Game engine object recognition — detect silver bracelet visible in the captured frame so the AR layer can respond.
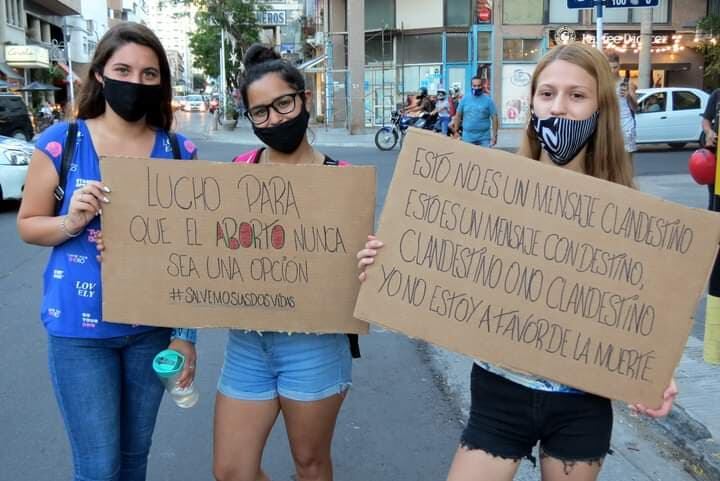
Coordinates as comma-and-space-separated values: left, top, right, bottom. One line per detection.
60, 215, 82, 238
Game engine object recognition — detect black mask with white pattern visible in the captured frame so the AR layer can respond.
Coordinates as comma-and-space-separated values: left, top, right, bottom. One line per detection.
530, 111, 599, 166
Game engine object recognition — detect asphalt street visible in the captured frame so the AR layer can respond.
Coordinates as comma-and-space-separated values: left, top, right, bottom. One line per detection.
0, 114, 705, 481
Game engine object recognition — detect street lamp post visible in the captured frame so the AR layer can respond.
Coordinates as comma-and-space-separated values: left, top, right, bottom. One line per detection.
220, 27, 227, 119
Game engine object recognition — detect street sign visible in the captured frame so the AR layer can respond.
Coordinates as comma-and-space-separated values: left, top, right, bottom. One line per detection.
605, 0, 658, 7
256, 10, 287, 26
567, 0, 658, 7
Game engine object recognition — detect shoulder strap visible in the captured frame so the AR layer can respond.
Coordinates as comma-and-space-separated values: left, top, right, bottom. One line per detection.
54, 122, 78, 215
168, 132, 182, 160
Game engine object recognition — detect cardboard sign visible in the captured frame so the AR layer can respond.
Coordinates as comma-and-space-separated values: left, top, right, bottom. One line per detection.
101, 156, 374, 334
354, 129, 720, 407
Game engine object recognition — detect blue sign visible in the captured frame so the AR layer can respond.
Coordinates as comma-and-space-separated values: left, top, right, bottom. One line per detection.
605, 0, 658, 7
256, 10, 287, 26
567, 0, 658, 7
567, 0, 594, 8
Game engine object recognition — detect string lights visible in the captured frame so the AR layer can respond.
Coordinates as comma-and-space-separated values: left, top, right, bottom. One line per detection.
602, 32, 686, 54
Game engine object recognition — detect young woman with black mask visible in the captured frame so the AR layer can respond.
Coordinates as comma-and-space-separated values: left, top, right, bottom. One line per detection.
17, 22, 198, 481
213, 44, 355, 481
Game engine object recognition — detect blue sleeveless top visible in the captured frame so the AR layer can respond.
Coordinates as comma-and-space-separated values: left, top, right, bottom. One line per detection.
37, 120, 198, 339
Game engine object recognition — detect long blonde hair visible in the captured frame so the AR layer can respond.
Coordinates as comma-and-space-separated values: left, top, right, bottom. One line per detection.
518, 43, 634, 188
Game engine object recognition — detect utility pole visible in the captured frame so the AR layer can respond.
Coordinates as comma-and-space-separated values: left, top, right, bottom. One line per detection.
64, 17, 75, 111
347, 0, 365, 134
595, 0, 604, 50
638, 8, 652, 89
220, 27, 226, 118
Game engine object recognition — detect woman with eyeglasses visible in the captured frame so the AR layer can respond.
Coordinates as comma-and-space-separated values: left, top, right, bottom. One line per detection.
213, 44, 357, 481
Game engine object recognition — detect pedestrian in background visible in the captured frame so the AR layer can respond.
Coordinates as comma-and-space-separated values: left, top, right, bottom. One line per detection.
451, 76, 498, 147
701, 87, 720, 209
214, 44, 360, 481
357, 42, 677, 481
432, 88, 452, 135
17, 22, 197, 481
607, 53, 637, 158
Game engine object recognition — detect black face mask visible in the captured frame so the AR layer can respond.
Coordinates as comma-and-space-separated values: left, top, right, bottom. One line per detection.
102, 77, 162, 122
252, 106, 309, 154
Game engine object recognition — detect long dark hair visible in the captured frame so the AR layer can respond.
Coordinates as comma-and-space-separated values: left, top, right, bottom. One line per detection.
76, 22, 173, 131
240, 44, 305, 108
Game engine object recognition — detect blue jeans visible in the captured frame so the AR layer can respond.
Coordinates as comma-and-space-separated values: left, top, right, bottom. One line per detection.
48, 328, 171, 481
469, 139, 492, 147
436, 117, 451, 135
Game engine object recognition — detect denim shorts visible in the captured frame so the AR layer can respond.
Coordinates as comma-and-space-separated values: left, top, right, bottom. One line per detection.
461, 364, 612, 465
218, 330, 352, 402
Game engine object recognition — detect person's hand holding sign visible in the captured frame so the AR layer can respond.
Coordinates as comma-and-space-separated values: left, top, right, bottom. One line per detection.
64, 181, 111, 237
630, 378, 678, 418
357, 234, 384, 282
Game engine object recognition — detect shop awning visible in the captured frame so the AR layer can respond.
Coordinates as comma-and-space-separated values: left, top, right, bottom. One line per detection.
298, 55, 327, 72
0, 62, 23, 80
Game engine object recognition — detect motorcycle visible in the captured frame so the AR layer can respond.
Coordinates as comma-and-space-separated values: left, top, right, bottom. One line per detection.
374, 111, 438, 151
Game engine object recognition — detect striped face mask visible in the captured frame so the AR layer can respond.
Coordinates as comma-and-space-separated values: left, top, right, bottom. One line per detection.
530, 111, 599, 166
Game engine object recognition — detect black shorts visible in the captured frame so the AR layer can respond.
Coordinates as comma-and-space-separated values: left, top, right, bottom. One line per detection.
461, 364, 612, 464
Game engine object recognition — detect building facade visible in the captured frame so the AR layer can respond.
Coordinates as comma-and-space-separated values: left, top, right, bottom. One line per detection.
312, 0, 707, 128
145, 0, 196, 92
108, 0, 146, 27
0, 0, 80, 94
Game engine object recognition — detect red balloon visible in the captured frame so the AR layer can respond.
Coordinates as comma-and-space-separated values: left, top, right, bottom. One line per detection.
688, 148, 717, 185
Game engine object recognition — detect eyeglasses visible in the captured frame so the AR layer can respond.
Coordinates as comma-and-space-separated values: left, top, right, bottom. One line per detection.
245, 91, 304, 124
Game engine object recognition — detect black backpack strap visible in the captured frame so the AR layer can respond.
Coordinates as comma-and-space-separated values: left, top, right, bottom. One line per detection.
168, 132, 182, 160
347, 334, 361, 358
54, 121, 78, 215
321, 154, 361, 358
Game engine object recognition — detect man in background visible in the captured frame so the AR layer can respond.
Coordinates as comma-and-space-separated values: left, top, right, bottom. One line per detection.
451, 76, 498, 147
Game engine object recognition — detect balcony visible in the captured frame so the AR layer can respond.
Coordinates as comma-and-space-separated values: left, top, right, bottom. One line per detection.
34, 0, 81, 16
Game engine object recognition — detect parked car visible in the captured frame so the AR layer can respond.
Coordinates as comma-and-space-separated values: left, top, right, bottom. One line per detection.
171, 96, 186, 111
0, 94, 34, 141
0, 134, 34, 201
635, 87, 709, 149
182, 94, 206, 112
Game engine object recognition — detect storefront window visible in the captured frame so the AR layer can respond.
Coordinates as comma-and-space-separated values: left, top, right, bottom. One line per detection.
503, 39, 542, 62
366, 33, 393, 64
477, 31, 492, 62
445, 0, 472, 26
401, 65, 443, 96
365, 0, 395, 30
501, 64, 535, 126
447, 33, 469, 63
400, 33, 442, 64
549, 0, 578, 23
631, 0, 669, 23
503, 0, 543, 25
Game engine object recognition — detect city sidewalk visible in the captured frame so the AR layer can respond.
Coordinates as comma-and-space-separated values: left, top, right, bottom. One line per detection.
204, 120, 526, 150
430, 173, 720, 481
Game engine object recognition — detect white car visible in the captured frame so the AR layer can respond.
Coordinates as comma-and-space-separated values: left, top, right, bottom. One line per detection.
635, 87, 709, 149
182, 94, 207, 112
0, 134, 33, 201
